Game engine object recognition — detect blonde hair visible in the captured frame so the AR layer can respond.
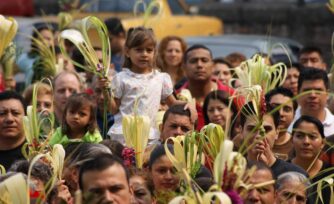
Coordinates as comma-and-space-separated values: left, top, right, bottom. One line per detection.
123, 27, 157, 69
157, 36, 187, 82
23, 82, 53, 105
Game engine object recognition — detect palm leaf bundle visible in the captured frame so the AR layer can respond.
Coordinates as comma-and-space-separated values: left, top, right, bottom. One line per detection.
231, 54, 287, 156
58, 12, 73, 31
327, 0, 334, 13
58, 16, 111, 78
164, 133, 204, 180
22, 83, 55, 160
0, 15, 17, 58
0, 42, 16, 80
0, 173, 28, 204
122, 113, 150, 169
0, 15, 18, 81
30, 27, 59, 82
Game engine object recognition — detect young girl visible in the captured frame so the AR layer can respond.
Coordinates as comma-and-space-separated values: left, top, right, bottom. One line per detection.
100, 27, 192, 144
49, 93, 102, 146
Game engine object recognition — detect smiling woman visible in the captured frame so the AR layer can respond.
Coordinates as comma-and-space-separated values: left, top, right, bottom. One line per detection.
203, 90, 238, 137
158, 36, 187, 85
289, 115, 334, 204
149, 144, 180, 196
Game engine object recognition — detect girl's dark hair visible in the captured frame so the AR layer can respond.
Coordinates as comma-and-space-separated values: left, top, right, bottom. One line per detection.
292, 115, 325, 139
202, 90, 238, 135
62, 93, 97, 135
123, 26, 157, 68
100, 139, 124, 160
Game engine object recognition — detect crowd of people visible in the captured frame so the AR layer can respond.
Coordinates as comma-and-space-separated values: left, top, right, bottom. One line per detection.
0, 15, 333, 204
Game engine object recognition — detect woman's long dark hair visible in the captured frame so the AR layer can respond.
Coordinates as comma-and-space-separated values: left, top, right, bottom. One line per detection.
203, 90, 238, 136
292, 115, 325, 139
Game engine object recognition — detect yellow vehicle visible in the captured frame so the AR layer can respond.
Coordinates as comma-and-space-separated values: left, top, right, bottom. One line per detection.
121, 0, 223, 40
14, 0, 223, 50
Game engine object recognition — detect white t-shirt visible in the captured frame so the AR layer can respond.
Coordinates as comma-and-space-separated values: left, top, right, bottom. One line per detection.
108, 68, 173, 143
288, 107, 334, 137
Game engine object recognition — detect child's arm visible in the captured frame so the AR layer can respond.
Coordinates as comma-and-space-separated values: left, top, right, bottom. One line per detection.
165, 94, 198, 123
98, 77, 120, 115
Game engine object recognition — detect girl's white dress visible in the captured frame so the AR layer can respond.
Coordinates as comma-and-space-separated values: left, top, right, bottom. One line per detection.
108, 68, 173, 144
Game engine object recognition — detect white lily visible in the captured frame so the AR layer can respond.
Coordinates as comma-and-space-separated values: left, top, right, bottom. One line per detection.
59, 29, 85, 45
59, 16, 111, 78
213, 140, 234, 186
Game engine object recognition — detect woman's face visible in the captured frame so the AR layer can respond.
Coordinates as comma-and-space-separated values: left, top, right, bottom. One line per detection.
36, 94, 54, 115
206, 99, 232, 128
282, 67, 299, 95
150, 155, 180, 191
130, 175, 154, 204
163, 40, 183, 68
39, 29, 54, 48
213, 63, 232, 85
292, 121, 324, 160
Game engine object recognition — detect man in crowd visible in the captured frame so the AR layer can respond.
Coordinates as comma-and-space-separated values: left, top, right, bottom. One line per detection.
0, 91, 26, 170
159, 104, 194, 142
53, 71, 83, 124
299, 46, 327, 70
176, 44, 236, 130
266, 87, 297, 160
240, 102, 307, 178
245, 162, 276, 204
91, 76, 114, 139
79, 153, 133, 204
289, 68, 334, 137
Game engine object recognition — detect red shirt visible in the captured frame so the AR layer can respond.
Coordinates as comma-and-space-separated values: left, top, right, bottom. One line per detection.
176, 78, 243, 131
0, 74, 6, 92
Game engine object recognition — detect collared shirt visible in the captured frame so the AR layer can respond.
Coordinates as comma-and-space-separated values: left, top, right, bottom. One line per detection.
288, 107, 334, 137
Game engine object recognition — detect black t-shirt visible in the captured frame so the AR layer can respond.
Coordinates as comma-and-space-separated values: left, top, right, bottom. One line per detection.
271, 158, 308, 179
0, 142, 26, 170
309, 162, 334, 204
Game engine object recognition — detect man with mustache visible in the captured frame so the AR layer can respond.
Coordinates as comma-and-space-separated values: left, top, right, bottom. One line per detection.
0, 91, 26, 170
79, 153, 133, 204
